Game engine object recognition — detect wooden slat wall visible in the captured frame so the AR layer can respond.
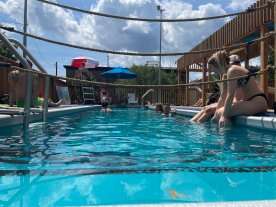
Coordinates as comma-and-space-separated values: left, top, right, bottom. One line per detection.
99, 85, 199, 106
177, 0, 273, 71
0, 68, 11, 96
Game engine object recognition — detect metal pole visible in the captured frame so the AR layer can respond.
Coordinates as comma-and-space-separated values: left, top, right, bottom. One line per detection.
159, 9, 162, 86
107, 54, 110, 67
23, 71, 32, 129
43, 76, 50, 123
55, 62, 58, 76
157, 6, 164, 103
23, 0, 28, 48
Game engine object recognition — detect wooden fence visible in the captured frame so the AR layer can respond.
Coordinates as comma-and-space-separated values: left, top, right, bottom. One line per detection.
67, 82, 202, 106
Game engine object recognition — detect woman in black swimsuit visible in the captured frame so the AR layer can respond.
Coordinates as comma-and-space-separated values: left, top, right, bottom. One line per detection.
207, 50, 268, 128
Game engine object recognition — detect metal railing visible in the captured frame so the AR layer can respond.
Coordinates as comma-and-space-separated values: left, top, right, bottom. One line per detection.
0, 31, 49, 129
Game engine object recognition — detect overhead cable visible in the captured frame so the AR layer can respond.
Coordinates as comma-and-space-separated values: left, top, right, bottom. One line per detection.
0, 25, 274, 57
37, 0, 272, 23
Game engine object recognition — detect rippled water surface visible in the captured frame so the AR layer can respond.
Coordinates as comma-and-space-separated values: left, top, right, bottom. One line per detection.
0, 108, 275, 206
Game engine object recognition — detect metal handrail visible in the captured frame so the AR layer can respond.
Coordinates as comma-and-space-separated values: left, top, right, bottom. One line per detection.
9, 39, 47, 73
0, 31, 49, 129
141, 89, 154, 105
0, 31, 31, 69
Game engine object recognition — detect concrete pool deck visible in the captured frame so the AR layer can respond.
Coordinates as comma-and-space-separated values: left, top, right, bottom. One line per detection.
0, 105, 101, 128
174, 106, 276, 131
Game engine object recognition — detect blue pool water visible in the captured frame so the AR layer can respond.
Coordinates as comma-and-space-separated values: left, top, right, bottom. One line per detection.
0, 108, 275, 206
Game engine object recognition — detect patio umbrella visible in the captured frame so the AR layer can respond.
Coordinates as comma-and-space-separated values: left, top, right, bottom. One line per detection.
101, 67, 137, 79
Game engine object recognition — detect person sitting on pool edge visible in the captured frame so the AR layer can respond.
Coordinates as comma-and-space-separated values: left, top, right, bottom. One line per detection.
191, 54, 244, 123
206, 50, 267, 127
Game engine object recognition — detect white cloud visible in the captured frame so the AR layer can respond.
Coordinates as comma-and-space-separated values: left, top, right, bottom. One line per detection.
249, 57, 260, 66
228, 0, 256, 10
0, 0, 228, 68
162, 2, 226, 52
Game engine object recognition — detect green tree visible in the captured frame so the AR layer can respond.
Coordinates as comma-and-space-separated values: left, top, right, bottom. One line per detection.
115, 65, 177, 85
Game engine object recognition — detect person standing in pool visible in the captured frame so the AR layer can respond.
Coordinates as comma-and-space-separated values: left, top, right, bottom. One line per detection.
100, 89, 112, 112
208, 50, 268, 128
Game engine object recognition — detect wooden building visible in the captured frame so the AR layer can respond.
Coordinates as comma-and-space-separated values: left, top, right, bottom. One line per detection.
63, 65, 111, 104
177, 0, 275, 107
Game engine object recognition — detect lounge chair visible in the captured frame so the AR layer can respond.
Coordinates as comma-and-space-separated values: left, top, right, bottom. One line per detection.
127, 93, 138, 104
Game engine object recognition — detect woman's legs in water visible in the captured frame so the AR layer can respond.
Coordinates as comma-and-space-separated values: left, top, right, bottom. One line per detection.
191, 103, 217, 123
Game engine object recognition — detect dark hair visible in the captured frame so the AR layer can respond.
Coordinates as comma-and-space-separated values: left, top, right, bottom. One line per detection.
155, 103, 163, 112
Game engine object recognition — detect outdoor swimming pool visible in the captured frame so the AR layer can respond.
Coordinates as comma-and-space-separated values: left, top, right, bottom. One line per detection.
0, 108, 275, 206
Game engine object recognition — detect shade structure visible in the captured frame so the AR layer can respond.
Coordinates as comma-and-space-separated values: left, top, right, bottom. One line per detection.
101, 67, 137, 79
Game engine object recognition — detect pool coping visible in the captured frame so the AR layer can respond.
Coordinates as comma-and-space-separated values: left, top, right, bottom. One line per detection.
95, 200, 276, 207
175, 106, 276, 131
0, 105, 101, 128
147, 105, 276, 131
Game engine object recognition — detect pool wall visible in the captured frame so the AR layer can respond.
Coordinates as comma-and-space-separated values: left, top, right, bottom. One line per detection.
96, 200, 276, 207
0, 105, 101, 128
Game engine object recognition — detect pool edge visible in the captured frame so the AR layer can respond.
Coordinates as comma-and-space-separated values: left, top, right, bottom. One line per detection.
94, 200, 276, 207
0, 105, 101, 128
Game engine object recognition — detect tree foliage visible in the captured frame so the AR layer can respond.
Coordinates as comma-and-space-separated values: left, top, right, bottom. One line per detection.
115, 65, 177, 85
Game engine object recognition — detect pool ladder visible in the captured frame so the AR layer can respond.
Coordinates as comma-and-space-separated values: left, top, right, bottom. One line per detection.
82, 87, 96, 104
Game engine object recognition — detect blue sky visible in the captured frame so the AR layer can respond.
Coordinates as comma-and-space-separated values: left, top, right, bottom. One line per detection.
0, 0, 257, 78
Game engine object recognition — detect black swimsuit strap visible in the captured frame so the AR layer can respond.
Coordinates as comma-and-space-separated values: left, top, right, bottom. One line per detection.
246, 93, 268, 103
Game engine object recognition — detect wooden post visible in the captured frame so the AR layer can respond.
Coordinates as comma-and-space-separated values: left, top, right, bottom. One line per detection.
208, 63, 211, 89
177, 68, 180, 84
23, 71, 32, 129
245, 44, 250, 69
43, 76, 50, 123
177, 69, 180, 105
185, 66, 190, 106
260, 24, 269, 96
202, 59, 207, 106
274, 1, 276, 103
